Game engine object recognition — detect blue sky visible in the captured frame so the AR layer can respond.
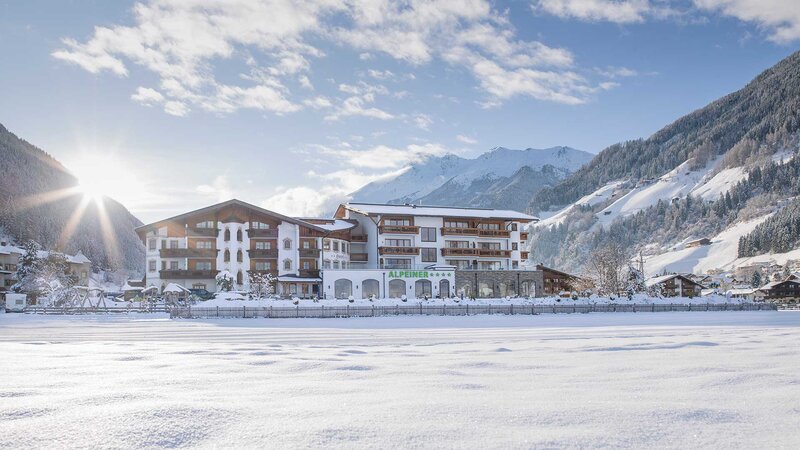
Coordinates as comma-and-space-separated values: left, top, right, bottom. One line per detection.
1, 0, 798, 222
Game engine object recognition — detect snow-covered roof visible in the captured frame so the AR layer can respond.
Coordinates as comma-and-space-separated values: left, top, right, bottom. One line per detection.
645, 273, 703, 288
298, 219, 356, 232
342, 202, 538, 221
163, 283, 191, 294
0, 244, 90, 265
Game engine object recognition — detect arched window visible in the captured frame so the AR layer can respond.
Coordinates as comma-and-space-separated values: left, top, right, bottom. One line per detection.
439, 279, 450, 298
520, 280, 535, 298
224, 229, 231, 241
334, 279, 352, 299
283, 238, 292, 250
388, 279, 406, 298
283, 259, 292, 270
236, 250, 243, 263
236, 271, 243, 285
498, 282, 509, 298
415, 279, 432, 298
362, 279, 380, 299
224, 249, 230, 262
236, 229, 243, 241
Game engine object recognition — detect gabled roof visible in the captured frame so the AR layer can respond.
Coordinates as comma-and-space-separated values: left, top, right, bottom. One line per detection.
135, 199, 330, 234
646, 273, 705, 288
338, 202, 538, 221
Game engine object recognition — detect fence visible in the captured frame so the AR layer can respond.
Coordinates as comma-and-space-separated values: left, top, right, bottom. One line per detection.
170, 302, 777, 319
23, 305, 170, 315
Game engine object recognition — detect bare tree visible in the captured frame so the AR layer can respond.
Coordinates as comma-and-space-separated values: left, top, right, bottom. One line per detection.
587, 243, 630, 296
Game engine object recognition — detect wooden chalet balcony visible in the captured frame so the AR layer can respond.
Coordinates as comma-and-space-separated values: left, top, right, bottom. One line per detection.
379, 246, 420, 255
441, 248, 480, 257
378, 225, 419, 234
299, 248, 321, 258
298, 269, 321, 278
186, 227, 218, 237
351, 234, 368, 242
160, 269, 217, 280
351, 253, 368, 262
247, 228, 278, 238
160, 248, 217, 258
478, 229, 510, 238
479, 249, 511, 257
248, 249, 278, 258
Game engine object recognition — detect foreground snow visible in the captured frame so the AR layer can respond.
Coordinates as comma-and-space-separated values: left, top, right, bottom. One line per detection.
1, 312, 799, 448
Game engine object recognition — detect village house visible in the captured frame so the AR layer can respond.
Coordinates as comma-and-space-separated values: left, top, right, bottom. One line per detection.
646, 274, 705, 297
0, 240, 92, 294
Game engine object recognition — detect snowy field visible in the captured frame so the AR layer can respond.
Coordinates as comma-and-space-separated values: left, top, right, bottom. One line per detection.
2, 312, 800, 449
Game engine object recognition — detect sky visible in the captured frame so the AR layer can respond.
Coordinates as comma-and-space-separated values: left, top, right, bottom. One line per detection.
1, 0, 799, 223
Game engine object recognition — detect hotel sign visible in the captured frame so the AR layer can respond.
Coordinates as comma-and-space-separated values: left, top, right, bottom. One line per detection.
387, 270, 453, 279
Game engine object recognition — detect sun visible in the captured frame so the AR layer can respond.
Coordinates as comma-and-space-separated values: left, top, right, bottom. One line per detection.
68, 153, 141, 205
78, 176, 108, 201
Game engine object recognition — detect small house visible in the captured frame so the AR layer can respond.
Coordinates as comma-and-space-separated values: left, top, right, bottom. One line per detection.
646, 274, 705, 298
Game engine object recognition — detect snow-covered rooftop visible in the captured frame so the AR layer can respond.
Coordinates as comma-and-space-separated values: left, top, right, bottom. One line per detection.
343, 203, 538, 221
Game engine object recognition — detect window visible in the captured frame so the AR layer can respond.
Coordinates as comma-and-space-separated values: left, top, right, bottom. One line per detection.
421, 227, 436, 242
303, 240, 310, 249
385, 218, 411, 226
447, 241, 470, 248
252, 221, 270, 229
332, 241, 339, 252
170, 240, 179, 249
236, 229, 243, 241
224, 249, 230, 262
283, 259, 292, 270
444, 220, 469, 229
255, 241, 272, 250
323, 260, 331, 269
148, 260, 156, 272
421, 248, 437, 262
511, 223, 518, 231
302, 261, 310, 270
161, 261, 167, 270
192, 283, 207, 290
236, 250, 243, 263
196, 240, 212, 249
169, 261, 179, 270
386, 239, 411, 247
384, 258, 411, 269
512, 243, 518, 250
512, 261, 519, 269
446, 260, 471, 269
334, 279, 353, 299
224, 229, 231, 241
343, 242, 348, 253
479, 282, 493, 297
479, 242, 501, 250
477, 223, 500, 230
236, 271, 243, 285
388, 279, 406, 298
196, 261, 212, 270
148, 239, 156, 251
255, 261, 272, 271
283, 239, 292, 250
333, 261, 340, 269
415, 279, 432, 298
323, 240, 331, 250
439, 279, 450, 298
361, 279, 380, 299
196, 221, 214, 229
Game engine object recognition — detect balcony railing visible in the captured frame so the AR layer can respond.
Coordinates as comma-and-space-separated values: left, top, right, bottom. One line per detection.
378, 246, 420, 255
160, 269, 217, 279
186, 227, 218, 237
298, 269, 321, 278
478, 229, 510, 237
378, 225, 419, 234
351, 253, 368, 262
478, 249, 511, 257
351, 234, 368, 242
299, 248, 321, 258
441, 248, 480, 256
247, 228, 278, 238
440, 227, 510, 237
248, 249, 278, 258
159, 248, 217, 258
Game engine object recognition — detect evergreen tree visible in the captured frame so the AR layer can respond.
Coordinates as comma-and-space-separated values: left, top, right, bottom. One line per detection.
14, 240, 41, 292
751, 271, 763, 288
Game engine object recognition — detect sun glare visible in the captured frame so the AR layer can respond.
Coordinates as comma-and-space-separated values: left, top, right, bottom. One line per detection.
68, 153, 141, 205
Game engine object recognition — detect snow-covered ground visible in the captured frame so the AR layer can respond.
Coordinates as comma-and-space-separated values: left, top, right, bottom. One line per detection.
1, 312, 799, 448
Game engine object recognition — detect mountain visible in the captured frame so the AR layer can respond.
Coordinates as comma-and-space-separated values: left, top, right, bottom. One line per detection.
0, 123, 144, 274
528, 51, 800, 276
350, 146, 593, 209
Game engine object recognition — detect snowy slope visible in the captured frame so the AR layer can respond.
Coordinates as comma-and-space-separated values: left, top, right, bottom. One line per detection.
350, 146, 592, 207
534, 181, 626, 229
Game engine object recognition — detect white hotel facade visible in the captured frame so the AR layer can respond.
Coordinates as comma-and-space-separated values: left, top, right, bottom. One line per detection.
135, 199, 537, 299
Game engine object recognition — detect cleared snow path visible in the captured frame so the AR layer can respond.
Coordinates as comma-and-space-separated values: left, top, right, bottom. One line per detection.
1, 312, 799, 448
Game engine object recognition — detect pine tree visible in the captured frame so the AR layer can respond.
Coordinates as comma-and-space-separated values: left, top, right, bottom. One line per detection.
14, 240, 41, 292
751, 271, 762, 288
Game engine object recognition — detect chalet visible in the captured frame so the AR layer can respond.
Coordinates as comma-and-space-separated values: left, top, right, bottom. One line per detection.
685, 238, 711, 248
535, 264, 580, 296
646, 274, 705, 298
758, 279, 800, 302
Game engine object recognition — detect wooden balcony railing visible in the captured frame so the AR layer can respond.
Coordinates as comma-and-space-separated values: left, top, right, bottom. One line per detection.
247, 228, 278, 238
441, 248, 480, 257
351, 253, 369, 262
186, 227, 218, 237
478, 229, 510, 238
299, 248, 321, 258
159, 270, 217, 279
378, 225, 419, 234
351, 235, 368, 242
440, 227, 479, 236
160, 248, 218, 258
378, 246, 420, 255
478, 249, 511, 257
248, 249, 278, 258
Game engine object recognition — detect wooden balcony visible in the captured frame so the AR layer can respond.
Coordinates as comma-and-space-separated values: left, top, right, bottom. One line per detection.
351, 234, 368, 242
478, 229, 510, 238
378, 225, 419, 234
247, 228, 278, 238
159, 248, 217, 258
479, 249, 511, 257
298, 269, 321, 279
186, 227, 218, 237
160, 269, 217, 280
378, 246, 420, 255
351, 253, 368, 262
299, 248, 321, 258
248, 249, 278, 258
441, 227, 479, 236
441, 248, 480, 257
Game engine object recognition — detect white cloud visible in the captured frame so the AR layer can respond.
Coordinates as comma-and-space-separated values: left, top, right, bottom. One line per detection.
694, 0, 800, 43
131, 87, 164, 105
596, 66, 639, 78
303, 96, 332, 109
316, 142, 454, 169
367, 69, 395, 80
456, 134, 478, 144
534, 0, 655, 23
325, 81, 395, 121
164, 101, 190, 117
262, 186, 340, 217
412, 113, 433, 130
196, 175, 233, 201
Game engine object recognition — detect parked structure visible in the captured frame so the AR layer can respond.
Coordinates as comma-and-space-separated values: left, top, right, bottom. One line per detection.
646, 274, 705, 297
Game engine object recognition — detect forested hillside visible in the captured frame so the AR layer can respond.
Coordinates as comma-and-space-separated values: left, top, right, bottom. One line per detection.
0, 123, 144, 273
